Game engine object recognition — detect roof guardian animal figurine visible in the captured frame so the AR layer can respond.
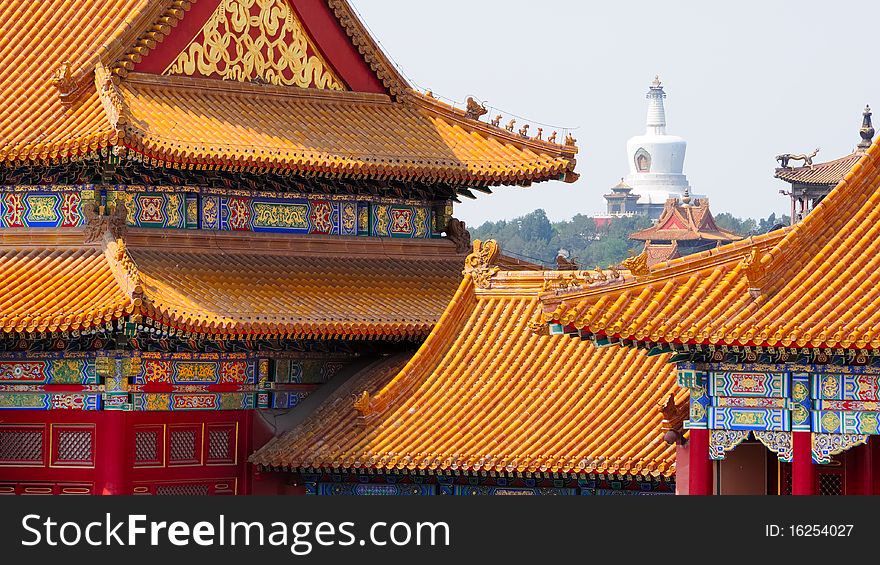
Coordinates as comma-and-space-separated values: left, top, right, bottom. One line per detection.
776, 148, 820, 169
464, 96, 488, 120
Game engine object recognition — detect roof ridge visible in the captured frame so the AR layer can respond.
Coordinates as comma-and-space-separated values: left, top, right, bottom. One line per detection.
764, 138, 880, 289
122, 71, 394, 104
358, 276, 475, 419
408, 91, 580, 161
250, 353, 413, 468
101, 233, 144, 308
325, 0, 410, 96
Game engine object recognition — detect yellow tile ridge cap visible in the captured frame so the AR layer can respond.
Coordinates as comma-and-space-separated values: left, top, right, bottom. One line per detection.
408, 90, 579, 158
96, 234, 141, 309
97, 0, 175, 75
121, 71, 394, 105
365, 276, 475, 416
325, 0, 410, 96
540, 229, 788, 309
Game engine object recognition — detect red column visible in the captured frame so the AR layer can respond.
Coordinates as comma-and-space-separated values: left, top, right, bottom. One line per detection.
792, 431, 815, 495
860, 440, 873, 495
845, 447, 861, 495
97, 411, 127, 495
688, 429, 713, 495
873, 437, 880, 495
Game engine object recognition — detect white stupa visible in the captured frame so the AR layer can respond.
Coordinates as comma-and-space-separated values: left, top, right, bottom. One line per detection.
624, 76, 697, 219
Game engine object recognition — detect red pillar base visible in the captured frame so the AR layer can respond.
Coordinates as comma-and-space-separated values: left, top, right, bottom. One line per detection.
792, 431, 815, 495
688, 429, 713, 495
98, 411, 126, 495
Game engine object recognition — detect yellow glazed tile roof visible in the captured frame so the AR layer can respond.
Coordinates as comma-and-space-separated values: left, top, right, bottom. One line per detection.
0, 0, 151, 162
775, 152, 865, 186
116, 75, 577, 185
0, 231, 463, 339
126, 231, 464, 338
542, 139, 880, 349
0, 0, 578, 186
252, 265, 683, 477
0, 233, 133, 333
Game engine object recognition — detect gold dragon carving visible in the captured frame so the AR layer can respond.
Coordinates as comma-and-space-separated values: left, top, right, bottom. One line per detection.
740, 247, 766, 297
165, 0, 345, 90
621, 250, 650, 278
353, 390, 372, 416
463, 239, 500, 289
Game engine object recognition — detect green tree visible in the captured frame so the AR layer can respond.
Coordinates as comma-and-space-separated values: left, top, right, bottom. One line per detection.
471, 209, 788, 268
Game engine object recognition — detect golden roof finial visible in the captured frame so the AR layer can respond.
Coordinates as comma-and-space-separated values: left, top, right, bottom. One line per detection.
52, 61, 77, 103
740, 247, 766, 298
353, 390, 372, 415
463, 239, 500, 289
622, 250, 650, 278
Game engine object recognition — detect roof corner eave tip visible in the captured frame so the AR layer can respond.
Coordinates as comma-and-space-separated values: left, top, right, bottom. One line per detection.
562, 170, 580, 183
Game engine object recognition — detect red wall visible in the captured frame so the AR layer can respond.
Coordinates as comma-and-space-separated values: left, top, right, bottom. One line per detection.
0, 410, 253, 495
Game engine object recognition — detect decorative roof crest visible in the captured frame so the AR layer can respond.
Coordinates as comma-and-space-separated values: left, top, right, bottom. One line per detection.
464, 97, 488, 120
463, 239, 500, 289
83, 199, 128, 244
445, 217, 471, 254
859, 105, 875, 151
740, 247, 766, 298
621, 250, 651, 278
51, 61, 76, 102
353, 390, 372, 416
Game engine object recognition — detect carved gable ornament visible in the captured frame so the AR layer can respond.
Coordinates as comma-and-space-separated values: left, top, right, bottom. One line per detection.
463, 239, 500, 289
740, 247, 766, 298
165, 0, 345, 90
621, 250, 650, 278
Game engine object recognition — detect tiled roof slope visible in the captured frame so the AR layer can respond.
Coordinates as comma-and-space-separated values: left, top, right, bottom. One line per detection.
126, 231, 464, 338
0, 0, 151, 163
118, 75, 577, 185
0, 0, 578, 186
775, 153, 864, 186
0, 230, 464, 339
0, 232, 133, 333
252, 267, 683, 477
643, 242, 681, 267
542, 139, 880, 349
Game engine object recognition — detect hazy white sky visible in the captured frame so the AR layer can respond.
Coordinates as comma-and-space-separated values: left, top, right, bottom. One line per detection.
348, 0, 879, 228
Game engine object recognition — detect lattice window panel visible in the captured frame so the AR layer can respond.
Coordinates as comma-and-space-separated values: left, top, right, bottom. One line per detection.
155, 483, 210, 496
206, 424, 236, 464
135, 431, 158, 462
168, 427, 199, 465
0, 427, 44, 465
54, 429, 93, 465
818, 473, 843, 496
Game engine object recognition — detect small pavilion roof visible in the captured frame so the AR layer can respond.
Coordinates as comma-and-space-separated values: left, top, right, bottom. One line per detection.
775, 152, 865, 187
629, 198, 742, 243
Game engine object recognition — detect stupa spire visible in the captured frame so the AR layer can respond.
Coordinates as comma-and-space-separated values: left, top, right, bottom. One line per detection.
646, 75, 667, 135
